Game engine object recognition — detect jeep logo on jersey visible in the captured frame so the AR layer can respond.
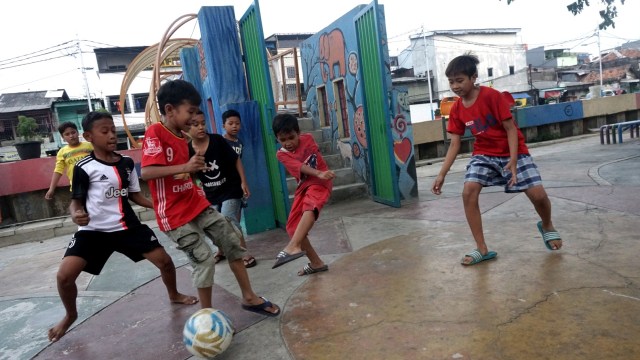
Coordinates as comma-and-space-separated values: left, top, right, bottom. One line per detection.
105, 187, 128, 198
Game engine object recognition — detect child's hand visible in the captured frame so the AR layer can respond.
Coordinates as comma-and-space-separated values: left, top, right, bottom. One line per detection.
241, 183, 251, 199
431, 175, 445, 195
504, 159, 518, 187
185, 150, 206, 173
45, 189, 55, 200
318, 170, 335, 180
72, 209, 90, 226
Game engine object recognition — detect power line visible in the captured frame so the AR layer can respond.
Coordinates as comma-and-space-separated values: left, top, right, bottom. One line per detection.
0, 40, 75, 64
0, 53, 77, 70
0, 68, 78, 92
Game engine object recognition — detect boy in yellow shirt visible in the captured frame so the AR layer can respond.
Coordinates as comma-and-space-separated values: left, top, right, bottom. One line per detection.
45, 122, 93, 199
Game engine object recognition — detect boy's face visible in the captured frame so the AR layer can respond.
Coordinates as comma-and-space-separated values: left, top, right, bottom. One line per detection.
276, 130, 300, 152
84, 118, 117, 152
448, 72, 477, 99
223, 116, 241, 138
189, 114, 207, 140
61, 127, 80, 146
164, 101, 199, 132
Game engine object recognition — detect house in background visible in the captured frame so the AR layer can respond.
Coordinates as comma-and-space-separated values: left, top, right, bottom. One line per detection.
0, 90, 102, 160
0, 90, 69, 143
265, 33, 313, 112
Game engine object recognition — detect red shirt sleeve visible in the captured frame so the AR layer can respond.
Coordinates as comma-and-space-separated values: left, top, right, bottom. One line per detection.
446, 100, 466, 135
141, 124, 167, 167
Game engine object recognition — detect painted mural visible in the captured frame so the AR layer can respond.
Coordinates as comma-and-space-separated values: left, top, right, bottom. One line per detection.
300, 5, 417, 200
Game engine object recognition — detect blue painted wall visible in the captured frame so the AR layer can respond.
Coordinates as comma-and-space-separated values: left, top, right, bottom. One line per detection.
181, 6, 276, 234
515, 101, 584, 128
300, 4, 417, 200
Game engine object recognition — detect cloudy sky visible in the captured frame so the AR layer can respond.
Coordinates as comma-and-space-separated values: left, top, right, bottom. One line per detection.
1, 0, 638, 97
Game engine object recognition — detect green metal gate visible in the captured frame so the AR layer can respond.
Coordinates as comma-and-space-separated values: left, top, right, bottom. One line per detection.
355, 1, 400, 207
239, 0, 290, 226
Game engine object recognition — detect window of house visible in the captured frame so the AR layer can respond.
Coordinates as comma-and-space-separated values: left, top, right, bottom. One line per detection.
509, 66, 515, 75
487, 67, 493, 77
107, 95, 130, 114
286, 66, 296, 79
285, 84, 297, 99
132, 93, 149, 113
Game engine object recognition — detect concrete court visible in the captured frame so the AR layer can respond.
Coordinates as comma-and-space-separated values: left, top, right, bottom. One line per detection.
1, 134, 639, 360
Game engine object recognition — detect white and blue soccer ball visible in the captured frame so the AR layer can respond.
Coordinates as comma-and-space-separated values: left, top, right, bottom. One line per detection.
183, 308, 235, 358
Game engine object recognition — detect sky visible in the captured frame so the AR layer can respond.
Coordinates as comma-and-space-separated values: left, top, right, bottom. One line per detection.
1, 0, 638, 98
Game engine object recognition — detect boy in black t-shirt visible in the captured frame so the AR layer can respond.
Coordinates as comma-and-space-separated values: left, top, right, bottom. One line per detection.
188, 110, 256, 268
47, 111, 197, 343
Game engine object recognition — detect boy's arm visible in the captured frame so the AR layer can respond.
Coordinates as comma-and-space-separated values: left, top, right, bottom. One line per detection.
69, 198, 90, 226
141, 150, 206, 181
502, 118, 519, 186
235, 157, 251, 198
300, 164, 336, 180
45, 172, 63, 199
129, 192, 154, 209
431, 133, 461, 195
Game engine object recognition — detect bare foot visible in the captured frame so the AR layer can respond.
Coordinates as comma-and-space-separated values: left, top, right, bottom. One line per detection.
548, 239, 562, 250
170, 293, 199, 305
48, 313, 77, 342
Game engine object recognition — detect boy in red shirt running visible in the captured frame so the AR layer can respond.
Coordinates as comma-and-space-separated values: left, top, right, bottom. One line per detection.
271, 113, 335, 275
431, 54, 562, 265
141, 80, 279, 316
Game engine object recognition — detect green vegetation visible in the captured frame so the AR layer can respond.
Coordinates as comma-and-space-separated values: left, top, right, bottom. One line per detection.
16, 115, 39, 141
504, 0, 624, 29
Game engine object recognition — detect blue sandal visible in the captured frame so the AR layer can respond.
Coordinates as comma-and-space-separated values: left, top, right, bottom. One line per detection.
462, 249, 497, 266
537, 221, 562, 250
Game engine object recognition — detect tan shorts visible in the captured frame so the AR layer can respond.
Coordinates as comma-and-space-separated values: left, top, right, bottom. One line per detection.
165, 207, 246, 288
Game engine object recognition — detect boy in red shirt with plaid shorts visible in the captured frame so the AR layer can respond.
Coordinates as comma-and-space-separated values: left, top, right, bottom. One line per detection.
431, 54, 563, 266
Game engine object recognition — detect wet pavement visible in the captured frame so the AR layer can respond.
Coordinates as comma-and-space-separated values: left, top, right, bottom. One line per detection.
1, 134, 639, 360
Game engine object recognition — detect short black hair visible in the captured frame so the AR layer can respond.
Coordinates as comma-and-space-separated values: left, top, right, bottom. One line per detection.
445, 53, 479, 78
272, 113, 299, 136
82, 111, 113, 132
57, 121, 78, 135
156, 79, 202, 115
196, 109, 204, 115
222, 109, 241, 124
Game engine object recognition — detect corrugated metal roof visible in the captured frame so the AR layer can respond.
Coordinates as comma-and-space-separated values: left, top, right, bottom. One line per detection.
0, 90, 69, 113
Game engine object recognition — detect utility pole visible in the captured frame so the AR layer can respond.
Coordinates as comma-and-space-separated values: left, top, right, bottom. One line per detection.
77, 38, 93, 112
422, 26, 434, 120
596, 27, 603, 88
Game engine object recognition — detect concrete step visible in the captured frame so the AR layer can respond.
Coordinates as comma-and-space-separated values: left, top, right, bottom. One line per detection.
298, 117, 314, 132
286, 167, 358, 194
323, 153, 345, 170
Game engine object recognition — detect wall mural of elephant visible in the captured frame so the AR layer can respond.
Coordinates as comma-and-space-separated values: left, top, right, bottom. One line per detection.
319, 28, 346, 83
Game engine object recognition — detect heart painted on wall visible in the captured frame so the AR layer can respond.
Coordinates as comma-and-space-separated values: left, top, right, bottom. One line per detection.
393, 137, 412, 164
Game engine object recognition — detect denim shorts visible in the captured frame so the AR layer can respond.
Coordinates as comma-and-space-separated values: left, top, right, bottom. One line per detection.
465, 154, 542, 193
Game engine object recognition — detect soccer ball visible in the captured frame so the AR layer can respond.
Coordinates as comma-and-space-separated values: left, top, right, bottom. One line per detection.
183, 308, 235, 358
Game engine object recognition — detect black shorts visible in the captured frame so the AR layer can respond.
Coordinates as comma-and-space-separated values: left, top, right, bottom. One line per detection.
64, 225, 163, 275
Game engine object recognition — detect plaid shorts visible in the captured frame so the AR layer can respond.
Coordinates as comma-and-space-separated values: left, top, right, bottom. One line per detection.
465, 154, 542, 193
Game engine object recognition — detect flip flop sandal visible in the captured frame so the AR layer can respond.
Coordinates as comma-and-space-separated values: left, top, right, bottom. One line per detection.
298, 263, 329, 276
241, 296, 280, 317
272, 250, 306, 269
461, 249, 497, 266
537, 221, 562, 250
244, 256, 257, 268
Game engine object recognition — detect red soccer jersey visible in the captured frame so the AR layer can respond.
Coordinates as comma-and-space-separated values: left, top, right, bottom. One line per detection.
141, 123, 210, 231
447, 86, 529, 156
276, 133, 333, 194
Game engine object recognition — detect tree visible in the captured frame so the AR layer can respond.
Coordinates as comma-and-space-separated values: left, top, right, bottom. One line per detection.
504, 0, 625, 29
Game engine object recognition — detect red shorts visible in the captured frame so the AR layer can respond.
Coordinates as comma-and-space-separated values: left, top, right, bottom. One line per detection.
286, 184, 331, 237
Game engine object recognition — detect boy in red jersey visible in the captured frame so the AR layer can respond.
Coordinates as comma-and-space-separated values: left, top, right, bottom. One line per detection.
271, 113, 335, 275
48, 112, 197, 343
431, 54, 562, 266
141, 80, 279, 316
